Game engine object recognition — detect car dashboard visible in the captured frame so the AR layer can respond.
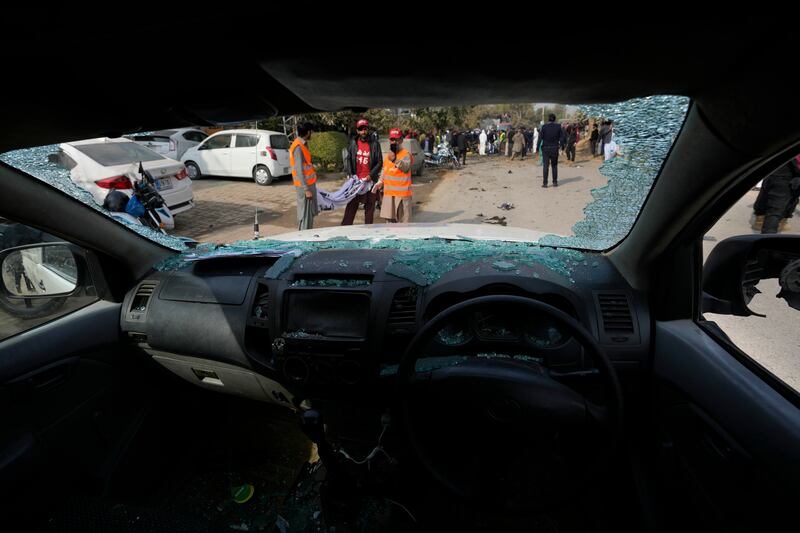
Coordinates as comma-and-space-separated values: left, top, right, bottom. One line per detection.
120, 246, 650, 408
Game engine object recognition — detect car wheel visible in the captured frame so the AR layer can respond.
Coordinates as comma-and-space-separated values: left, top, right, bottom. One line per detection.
185, 161, 202, 180
253, 165, 273, 186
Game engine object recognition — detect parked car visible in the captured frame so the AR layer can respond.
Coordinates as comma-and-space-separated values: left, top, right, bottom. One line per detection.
126, 128, 208, 160
181, 129, 291, 185
52, 138, 194, 215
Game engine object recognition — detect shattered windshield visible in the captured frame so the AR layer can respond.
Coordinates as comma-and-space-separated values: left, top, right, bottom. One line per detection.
0, 96, 689, 254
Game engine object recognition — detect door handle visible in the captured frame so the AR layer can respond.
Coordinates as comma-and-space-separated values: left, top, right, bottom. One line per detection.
28, 366, 68, 391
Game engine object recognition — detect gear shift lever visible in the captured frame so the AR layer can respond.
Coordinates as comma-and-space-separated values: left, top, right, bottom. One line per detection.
299, 408, 359, 521
300, 409, 338, 471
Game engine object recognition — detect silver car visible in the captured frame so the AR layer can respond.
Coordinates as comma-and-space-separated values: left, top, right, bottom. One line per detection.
127, 128, 208, 160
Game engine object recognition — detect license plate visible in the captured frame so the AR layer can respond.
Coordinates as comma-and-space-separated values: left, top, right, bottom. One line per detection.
156, 177, 173, 190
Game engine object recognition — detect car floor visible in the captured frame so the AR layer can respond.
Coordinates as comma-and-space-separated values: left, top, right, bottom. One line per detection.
26, 367, 647, 532
33, 372, 311, 532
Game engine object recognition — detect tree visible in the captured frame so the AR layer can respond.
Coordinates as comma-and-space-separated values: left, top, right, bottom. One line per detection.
404, 106, 471, 132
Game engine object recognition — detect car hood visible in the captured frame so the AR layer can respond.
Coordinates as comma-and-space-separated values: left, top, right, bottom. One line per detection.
268, 223, 555, 243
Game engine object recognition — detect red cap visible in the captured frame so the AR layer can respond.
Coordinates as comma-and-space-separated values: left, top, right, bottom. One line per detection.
356, 119, 369, 128
389, 128, 402, 139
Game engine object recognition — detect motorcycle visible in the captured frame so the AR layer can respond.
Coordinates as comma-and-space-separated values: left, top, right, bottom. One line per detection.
424, 142, 461, 169
103, 162, 175, 233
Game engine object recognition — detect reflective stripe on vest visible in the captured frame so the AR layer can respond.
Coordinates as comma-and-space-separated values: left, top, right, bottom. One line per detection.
290, 138, 317, 186
383, 149, 412, 197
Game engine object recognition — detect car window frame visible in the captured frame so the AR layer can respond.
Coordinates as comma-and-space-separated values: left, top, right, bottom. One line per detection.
183, 131, 207, 143
202, 134, 232, 151
687, 145, 800, 409
234, 134, 260, 148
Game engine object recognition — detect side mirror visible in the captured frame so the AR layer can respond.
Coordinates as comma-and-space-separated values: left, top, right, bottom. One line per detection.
0, 243, 79, 298
702, 234, 800, 316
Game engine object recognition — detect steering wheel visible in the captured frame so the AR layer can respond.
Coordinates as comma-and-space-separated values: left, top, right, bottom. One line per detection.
396, 295, 624, 510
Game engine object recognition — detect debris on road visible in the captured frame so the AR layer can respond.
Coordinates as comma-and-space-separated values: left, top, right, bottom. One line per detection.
498, 202, 515, 210
483, 216, 507, 226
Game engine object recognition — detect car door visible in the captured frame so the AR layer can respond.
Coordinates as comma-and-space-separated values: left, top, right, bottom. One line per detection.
230, 133, 260, 177
0, 217, 154, 521
197, 133, 232, 176
646, 209, 800, 531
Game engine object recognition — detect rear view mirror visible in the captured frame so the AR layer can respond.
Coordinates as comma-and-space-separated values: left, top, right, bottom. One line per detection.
702, 234, 800, 316
0, 244, 78, 298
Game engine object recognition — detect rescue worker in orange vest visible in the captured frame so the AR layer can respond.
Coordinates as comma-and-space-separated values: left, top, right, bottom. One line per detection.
290, 122, 319, 230
371, 128, 413, 223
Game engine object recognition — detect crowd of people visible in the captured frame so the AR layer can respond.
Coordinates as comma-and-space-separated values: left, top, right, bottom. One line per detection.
291, 115, 624, 229
291, 116, 799, 236
291, 121, 415, 230
289, 113, 636, 230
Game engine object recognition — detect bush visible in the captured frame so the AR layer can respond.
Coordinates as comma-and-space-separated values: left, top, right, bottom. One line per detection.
307, 131, 349, 171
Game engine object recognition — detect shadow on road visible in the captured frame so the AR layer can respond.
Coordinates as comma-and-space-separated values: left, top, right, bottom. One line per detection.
554, 176, 585, 186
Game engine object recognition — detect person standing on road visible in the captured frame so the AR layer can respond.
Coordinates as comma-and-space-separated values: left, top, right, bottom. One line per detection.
510, 128, 526, 160
590, 123, 599, 156
455, 129, 468, 166
479, 129, 487, 156
754, 155, 800, 233
523, 128, 533, 158
565, 124, 577, 162
539, 113, 565, 187
599, 120, 613, 159
290, 122, 319, 230
7, 252, 35, 294
372, 128, 413, 223
341, 119, 382, 226
604, 139, 621, 160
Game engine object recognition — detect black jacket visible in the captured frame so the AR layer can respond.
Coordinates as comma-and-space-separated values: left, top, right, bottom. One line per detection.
754, 160, 800, 218
566, 129, 578, 146
345, 136, 383, 180
455, 133, 467, 150
540, 122, 565, 149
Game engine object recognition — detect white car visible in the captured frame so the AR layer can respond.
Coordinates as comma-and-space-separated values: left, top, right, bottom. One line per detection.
126, 128, 209, 160
181, 129, 291, 185
53, 138, 194, 215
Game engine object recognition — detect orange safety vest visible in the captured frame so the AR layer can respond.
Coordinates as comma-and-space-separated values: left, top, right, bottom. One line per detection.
289, 138, 317, 186
382, 149, 412, 197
